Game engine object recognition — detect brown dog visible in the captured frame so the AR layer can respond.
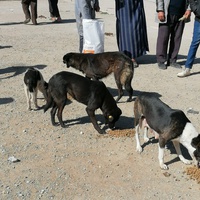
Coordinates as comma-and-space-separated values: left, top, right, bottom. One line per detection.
44, 71, 122, 134
63, 51, 134, 102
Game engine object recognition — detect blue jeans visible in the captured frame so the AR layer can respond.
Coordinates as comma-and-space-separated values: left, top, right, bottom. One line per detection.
185, 20, 200, 69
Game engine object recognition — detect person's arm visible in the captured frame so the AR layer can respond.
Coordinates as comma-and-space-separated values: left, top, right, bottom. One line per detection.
156, 0, 165, 22
156, 0, 164, 12
189, 0, 200, 17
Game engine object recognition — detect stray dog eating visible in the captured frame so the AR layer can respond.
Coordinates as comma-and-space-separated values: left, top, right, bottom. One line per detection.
134, 92, 200, 169
24, 68, 48, 110
63, 51, 134, 102
44, 71, 122, 134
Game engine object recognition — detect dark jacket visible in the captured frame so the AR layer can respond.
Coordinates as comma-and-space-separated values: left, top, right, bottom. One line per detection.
189, 0, 200, 21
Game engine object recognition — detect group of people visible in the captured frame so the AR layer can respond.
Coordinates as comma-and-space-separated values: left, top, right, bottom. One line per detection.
21, 0, 61, 25
21, 0, 200, 78
77, 0, 200, 78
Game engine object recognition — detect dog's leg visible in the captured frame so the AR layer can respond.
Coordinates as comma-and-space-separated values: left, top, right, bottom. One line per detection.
158, 145, 168, 169
33, 89, 39, 110
50, 103, 58, 126
143, 126, 149, 143
114, 74, 123, 102
57, 102, 66, 128
142, 118, 149, 143
86, 107, 105, 134
135, 124, 143, 153
172, 140, 192, 165
124, 80, 133, 102
115, 85, 123, 102
158, 138, 168, 169
24, 84, 31, 110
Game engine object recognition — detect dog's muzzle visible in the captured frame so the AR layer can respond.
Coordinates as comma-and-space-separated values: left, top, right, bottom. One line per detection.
63, 60, 70, 68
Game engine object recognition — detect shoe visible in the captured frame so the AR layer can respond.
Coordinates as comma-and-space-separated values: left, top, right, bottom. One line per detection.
177, 68, 191, 77
158, 62, 167, 70
23, 18, 30, 24
170, 62, 182, 68
52, 17, 62, 23
32, 19, 37, 25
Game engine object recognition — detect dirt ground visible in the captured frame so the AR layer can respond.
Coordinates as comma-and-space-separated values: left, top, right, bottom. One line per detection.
0, 0, 200, 199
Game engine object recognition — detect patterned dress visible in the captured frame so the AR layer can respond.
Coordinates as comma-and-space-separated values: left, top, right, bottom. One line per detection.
115, 0, 149, 59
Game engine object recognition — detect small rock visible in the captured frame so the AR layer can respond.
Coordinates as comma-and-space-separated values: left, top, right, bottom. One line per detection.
8, 156, 20, 163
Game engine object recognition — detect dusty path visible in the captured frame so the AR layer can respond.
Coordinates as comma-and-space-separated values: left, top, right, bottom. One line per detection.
0, 0, 200, 199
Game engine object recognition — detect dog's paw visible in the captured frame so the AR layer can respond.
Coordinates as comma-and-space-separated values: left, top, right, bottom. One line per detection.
181, 158, 192, 165
136, 146, 143, 153
144, 137, 150, 143
160, 163, 168, 170
98, 130, 106, 134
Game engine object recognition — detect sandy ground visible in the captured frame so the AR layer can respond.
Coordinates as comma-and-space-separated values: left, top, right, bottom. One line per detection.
0, 0, 200, 199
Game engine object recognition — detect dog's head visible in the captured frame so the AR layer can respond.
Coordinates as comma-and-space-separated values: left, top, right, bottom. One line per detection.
191, 134, 200, 168
104, 107, 122, 129
63, 53, 75, 68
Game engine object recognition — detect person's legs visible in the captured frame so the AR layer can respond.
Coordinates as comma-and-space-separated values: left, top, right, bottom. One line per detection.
22, 0, 31, 23
177, 20, 200, 77
185, 20, 200, 68
48, 0, 61, 21
75, 0, 92, 52
168, 16, 184, 67
156, 23, 170, 69
48, 0, 53, 17
30, 0, 37, 25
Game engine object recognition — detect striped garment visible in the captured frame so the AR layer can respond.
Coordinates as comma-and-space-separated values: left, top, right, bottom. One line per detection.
115, 0, 149, 59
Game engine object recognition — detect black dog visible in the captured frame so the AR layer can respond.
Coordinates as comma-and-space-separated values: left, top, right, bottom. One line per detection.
44, 71, 122, 134
24, 68, 48, 110
134, 92, 200, 169
63, 52, 134, 102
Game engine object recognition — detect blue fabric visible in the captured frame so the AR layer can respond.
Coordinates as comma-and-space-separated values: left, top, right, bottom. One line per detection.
185, 20, 200, 69
115, 0, 149, 59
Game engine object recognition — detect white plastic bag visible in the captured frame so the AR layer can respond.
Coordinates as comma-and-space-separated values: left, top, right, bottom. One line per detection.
82, 19, 104, 54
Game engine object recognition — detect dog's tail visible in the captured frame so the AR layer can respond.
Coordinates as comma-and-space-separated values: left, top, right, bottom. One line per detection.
43, 89, 53, 113
134, 97, 141, 128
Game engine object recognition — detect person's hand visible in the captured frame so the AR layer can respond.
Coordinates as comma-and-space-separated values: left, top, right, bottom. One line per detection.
94, 5, 100, 12
158, 11, 165, 22
184, 10, 191, 19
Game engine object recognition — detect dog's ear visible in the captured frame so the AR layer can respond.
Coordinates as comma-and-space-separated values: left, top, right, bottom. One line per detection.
191, 134, 200, 148
108, 115, 114, 122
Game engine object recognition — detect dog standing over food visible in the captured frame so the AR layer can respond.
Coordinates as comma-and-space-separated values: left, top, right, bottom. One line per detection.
63, 51, 134, 102
43, 71, 122, 134
24, 68, 48, 110
134, 92, 200, 169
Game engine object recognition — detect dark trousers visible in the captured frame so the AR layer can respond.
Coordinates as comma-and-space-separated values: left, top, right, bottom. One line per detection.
22, 0, 37, 23
156, 15, 185, 64
48, 0, 60, 18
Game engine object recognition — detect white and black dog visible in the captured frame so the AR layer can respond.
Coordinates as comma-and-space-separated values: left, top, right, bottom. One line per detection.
134, 92, 200, 169
24, 68, 48, 110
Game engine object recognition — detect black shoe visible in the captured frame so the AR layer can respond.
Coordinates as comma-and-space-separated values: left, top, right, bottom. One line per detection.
158, 62, 167, 70
23, 18, 30, 24
170, 62, 181, 68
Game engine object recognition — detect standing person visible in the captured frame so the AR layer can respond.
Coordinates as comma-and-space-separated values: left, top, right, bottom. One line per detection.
156, 0, 191, 70
177, 0, 200, 77
48, 0, 61, 23
75, 0, 100, 53
115, 0, 149, 68
21, 0, 37, 25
